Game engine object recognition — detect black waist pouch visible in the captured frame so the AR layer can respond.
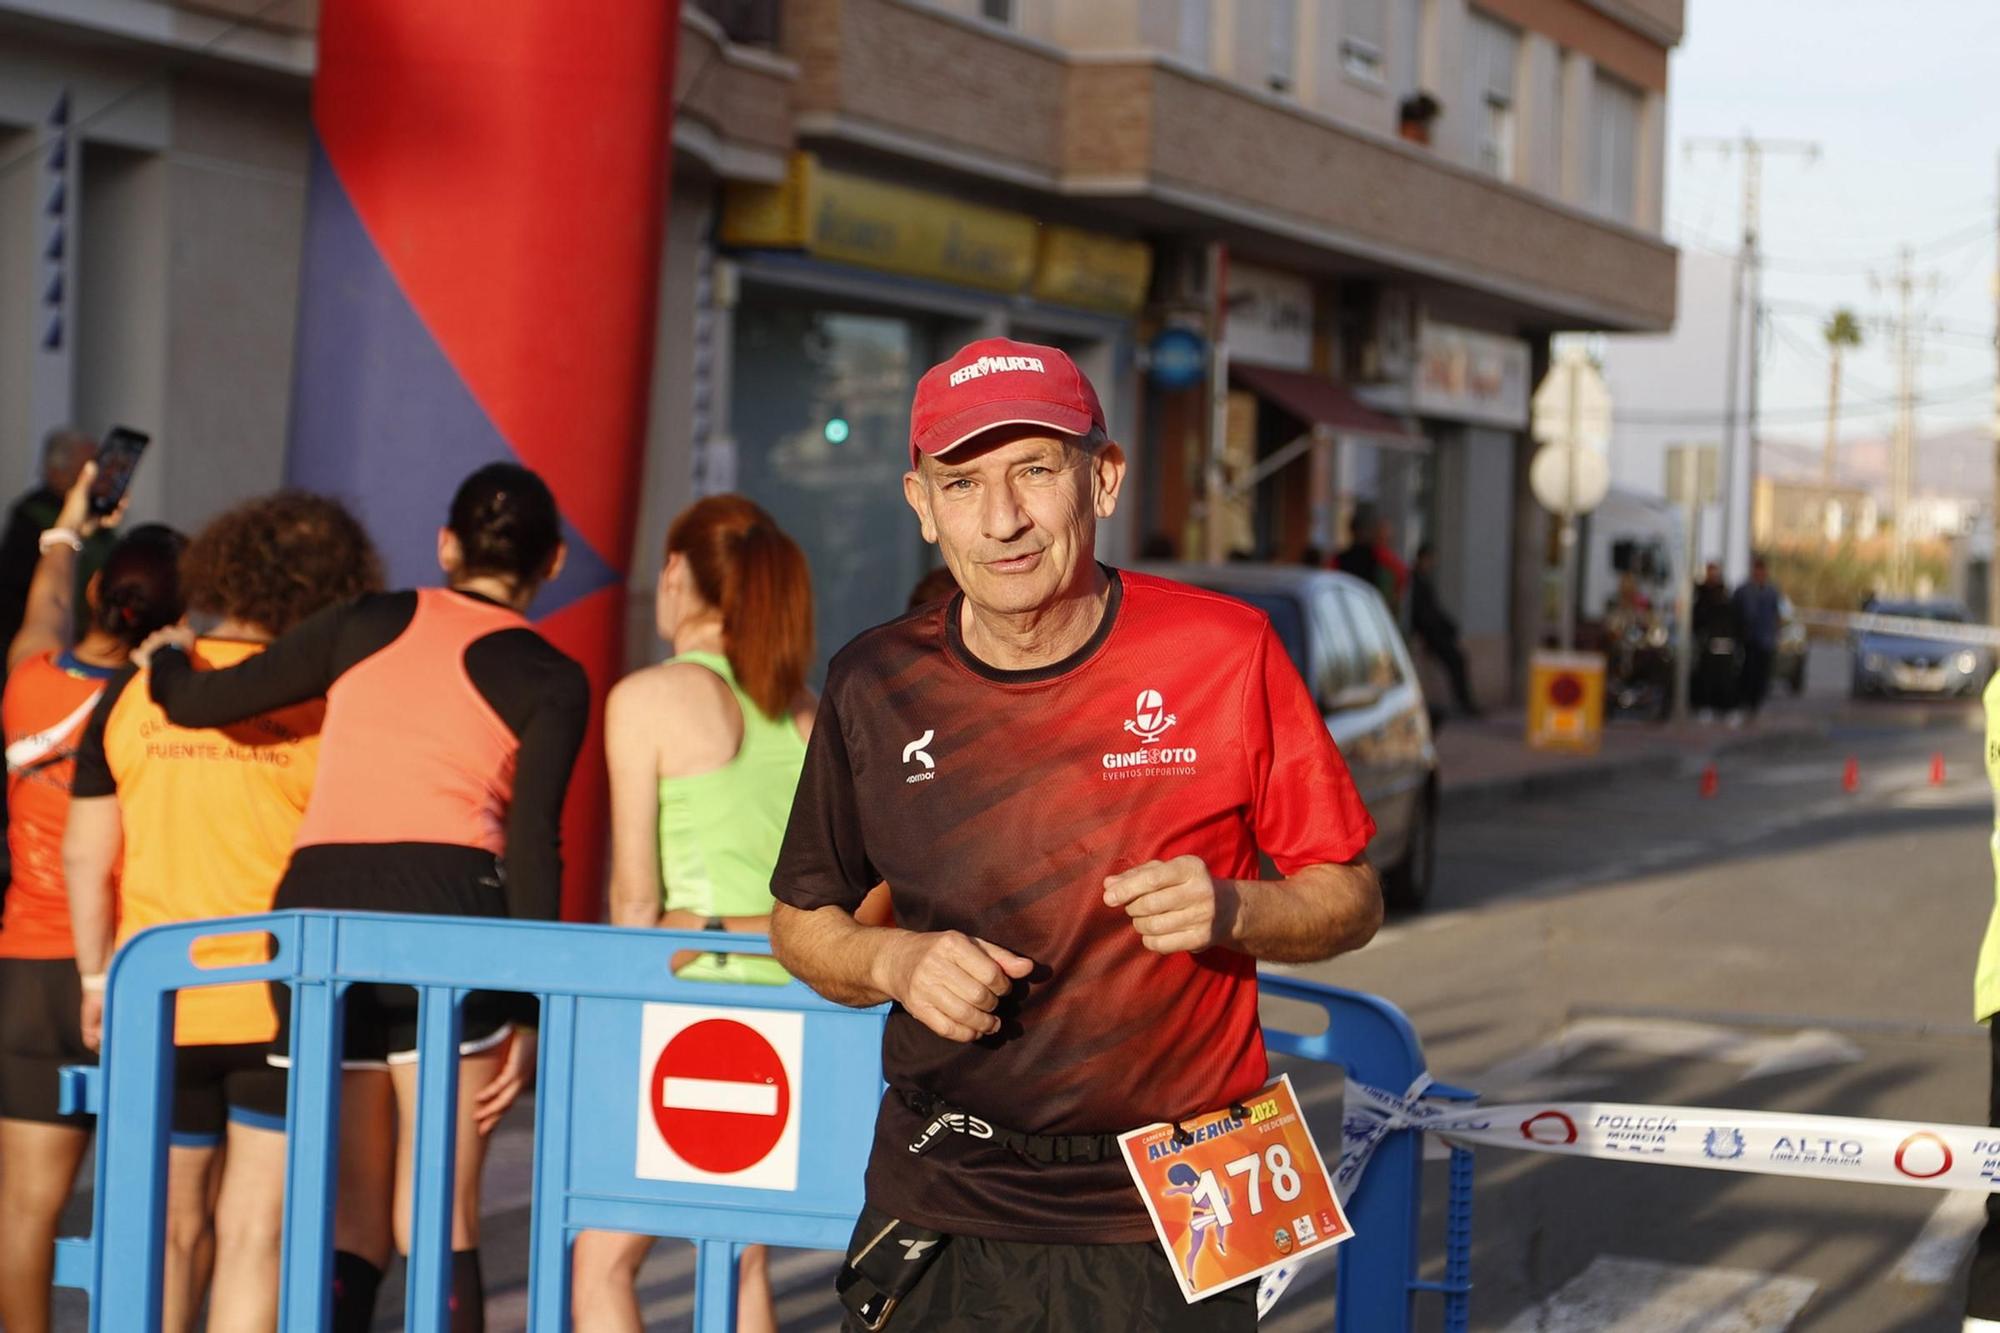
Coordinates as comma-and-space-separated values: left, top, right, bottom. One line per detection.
835, 1202, 950, 1331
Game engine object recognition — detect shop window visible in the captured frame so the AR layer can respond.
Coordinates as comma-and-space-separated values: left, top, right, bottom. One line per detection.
1588, 71, 1641, 223
732, 303, 931, 679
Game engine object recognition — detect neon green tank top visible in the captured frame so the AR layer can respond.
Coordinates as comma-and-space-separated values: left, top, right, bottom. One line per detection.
1976, 671, 2000, 1021
659, 652, 806, 987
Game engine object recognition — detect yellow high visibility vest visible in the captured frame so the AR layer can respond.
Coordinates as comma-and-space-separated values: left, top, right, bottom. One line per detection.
1976, 671, 2000, 1022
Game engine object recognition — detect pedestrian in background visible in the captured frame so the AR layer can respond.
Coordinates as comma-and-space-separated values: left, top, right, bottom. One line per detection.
1690, 562, 1738, 719
1410, 543, 1479, 718
1732, 556, 1782, 721
0, 468, 179, 1333
1337, 505, 1399, 604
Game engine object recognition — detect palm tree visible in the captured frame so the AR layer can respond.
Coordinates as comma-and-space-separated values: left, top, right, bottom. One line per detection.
1822, 308, 1863, 486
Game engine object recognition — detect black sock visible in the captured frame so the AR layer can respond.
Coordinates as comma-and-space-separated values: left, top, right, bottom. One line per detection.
330, 1251, 384, 1333
449, 1248, 485, 1333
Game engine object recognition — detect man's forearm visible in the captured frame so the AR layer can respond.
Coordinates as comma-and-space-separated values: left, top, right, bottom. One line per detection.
770, 902, 904, 1008
1225, 861, 1381, 964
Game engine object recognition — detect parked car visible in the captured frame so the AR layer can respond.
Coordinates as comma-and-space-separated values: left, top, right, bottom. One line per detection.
1134, 562, 1439, 911
1850, 600, 1989, 698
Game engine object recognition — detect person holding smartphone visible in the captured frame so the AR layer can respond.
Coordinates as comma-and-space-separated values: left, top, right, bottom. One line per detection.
136, 463, 590, 1333
0, 465, 180, 1333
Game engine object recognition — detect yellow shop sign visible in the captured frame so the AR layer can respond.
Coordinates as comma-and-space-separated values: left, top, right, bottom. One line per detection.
722, 154, 1036, 294
723, 155, 1151, 312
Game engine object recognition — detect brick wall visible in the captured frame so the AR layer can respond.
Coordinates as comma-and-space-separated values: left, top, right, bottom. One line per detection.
680, 20, 795, 156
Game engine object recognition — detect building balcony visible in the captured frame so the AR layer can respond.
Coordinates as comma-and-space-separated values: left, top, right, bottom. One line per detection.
785, 0, 1676, 331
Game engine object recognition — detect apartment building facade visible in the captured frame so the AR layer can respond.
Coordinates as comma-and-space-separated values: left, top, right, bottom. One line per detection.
0, 0, 1682, 697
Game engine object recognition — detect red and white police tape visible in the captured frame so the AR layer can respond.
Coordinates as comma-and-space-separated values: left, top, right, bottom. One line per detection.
1255, 1076, 2000, 1315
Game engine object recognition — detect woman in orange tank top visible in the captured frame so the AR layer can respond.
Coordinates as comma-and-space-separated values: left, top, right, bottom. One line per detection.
139, 464, 590, 1333
68, 493, 380, 1333
0, 464, 181, 1333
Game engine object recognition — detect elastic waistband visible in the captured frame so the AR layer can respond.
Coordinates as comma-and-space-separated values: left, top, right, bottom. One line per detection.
898, 1087, 1121, 1166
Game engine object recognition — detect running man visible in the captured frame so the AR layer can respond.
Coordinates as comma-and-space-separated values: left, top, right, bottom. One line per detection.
769, 339, 1381, 1331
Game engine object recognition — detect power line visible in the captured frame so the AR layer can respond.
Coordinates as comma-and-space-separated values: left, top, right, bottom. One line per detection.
1677, 215, 1996, 277
1612, 381, 1991, 427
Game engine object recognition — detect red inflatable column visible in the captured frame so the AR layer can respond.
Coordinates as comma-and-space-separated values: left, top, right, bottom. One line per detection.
287, 4, 681, 920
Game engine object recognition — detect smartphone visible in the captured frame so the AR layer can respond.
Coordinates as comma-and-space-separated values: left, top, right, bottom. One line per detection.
89, 426, 150, 516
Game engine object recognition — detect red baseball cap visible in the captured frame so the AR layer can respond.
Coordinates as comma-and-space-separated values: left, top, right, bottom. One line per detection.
908, 337, 1106, 468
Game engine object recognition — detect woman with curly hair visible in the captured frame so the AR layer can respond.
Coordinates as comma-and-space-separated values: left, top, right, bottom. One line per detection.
138, 463, 590, 1333
65, 490, 382, 1333
0, 463, 182, 1333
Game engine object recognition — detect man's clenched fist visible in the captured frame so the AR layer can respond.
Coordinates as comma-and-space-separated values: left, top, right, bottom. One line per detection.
1103, 855, 1238, 955
874, 930, 1033, 1043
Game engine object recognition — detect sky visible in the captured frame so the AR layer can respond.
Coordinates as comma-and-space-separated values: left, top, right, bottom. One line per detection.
1662, 0, 2000, 450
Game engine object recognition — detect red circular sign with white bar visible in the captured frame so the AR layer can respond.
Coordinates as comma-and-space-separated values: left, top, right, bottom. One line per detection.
649, 1018, 792, 1175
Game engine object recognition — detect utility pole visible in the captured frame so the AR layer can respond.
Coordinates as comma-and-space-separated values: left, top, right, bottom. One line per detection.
1686, 133, 1818, 581
1876, 246, 1939, 596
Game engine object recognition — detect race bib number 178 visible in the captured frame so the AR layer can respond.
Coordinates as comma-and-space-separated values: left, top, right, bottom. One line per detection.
1117, 1074, 1350, 1303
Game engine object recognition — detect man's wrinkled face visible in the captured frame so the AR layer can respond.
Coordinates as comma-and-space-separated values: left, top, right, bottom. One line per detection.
903, 430, 1124, 619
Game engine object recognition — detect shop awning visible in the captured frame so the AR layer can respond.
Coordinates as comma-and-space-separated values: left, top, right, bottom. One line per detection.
1229, 363, 1425, 452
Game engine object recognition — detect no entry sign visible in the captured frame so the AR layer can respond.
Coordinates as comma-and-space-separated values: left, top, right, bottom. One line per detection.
633, 1003, 804, 1191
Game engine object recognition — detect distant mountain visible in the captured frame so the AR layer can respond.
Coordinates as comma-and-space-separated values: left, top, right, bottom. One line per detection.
1762, 426, 1994, 500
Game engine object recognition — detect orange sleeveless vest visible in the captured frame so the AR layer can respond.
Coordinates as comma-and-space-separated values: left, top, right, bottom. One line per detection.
295, 588, 524, 855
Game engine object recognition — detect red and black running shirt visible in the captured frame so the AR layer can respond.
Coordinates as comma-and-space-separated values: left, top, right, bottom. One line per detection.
771, 567, 1375, 1242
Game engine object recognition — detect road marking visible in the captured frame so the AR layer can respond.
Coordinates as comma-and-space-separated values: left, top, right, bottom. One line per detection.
1471, 1019, 1864, 1099
1893, 1189, 1988, 1287
1499, 1256, 1815, 1332
660, 1076, 779, 1116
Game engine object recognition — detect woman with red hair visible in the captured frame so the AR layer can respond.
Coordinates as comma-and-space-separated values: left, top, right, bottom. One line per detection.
573, 495, 817, 1331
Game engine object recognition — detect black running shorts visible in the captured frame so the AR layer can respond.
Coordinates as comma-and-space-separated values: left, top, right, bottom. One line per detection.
170, 1042, 288, 1147
838, 1211, 1258, 1332
270, 983, 523, 1071
0, 957, 94, 1127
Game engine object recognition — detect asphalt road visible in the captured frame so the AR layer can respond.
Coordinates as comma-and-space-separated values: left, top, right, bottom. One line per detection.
1263, 646, 1995, 1331
49, 643, 2000, 1330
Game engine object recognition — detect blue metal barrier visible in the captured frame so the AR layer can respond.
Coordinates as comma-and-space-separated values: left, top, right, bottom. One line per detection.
56, 911, 885, 1332
1262, 974, 1476, 1332
58, 913, 1468, 1331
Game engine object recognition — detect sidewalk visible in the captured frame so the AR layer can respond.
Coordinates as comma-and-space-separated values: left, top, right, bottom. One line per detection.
1436, 698, 1828, 812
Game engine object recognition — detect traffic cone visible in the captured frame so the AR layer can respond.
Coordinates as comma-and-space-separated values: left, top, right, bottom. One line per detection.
1842, 757, 1860, 793
1931, 752, 1947, 786
1699, 764, 1718, 799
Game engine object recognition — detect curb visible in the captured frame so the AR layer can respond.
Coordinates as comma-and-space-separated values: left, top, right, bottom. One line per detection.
1438, 718, 1829, 816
